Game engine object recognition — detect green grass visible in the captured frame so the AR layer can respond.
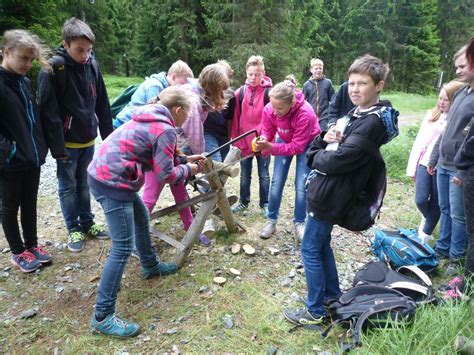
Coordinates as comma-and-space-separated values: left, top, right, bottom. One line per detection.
382, 91, 437, 115
103, 74, 143, 102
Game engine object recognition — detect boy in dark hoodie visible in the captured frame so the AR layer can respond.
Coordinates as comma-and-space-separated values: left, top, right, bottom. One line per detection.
38, 17, 113, 253
284, 54, 398, 326
303, 58, 335, 131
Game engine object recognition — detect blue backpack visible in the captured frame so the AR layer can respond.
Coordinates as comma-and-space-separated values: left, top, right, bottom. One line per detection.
371, 228, 439, 272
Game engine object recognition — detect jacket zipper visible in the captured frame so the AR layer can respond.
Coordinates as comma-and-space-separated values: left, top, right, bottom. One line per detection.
19, 77, 40, 167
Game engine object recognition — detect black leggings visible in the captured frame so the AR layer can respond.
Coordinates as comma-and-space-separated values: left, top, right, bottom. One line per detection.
463, 166, 474, 295
0, 167, 41, 254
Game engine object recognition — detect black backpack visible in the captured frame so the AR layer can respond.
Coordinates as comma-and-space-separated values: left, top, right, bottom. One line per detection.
353, 261, 436, 305
323, 285, 416, 352
238, 85, 270, 112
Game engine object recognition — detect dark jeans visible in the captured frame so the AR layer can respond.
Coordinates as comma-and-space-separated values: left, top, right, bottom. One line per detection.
463, 166, 474, 293
239, 154, 270, 208
415, 165, 440, 235
91, 188, 158, 318
57, 146, 95, 233
0, 168, 40, 254
301, 213, 341, 316
204, 133, 229, 162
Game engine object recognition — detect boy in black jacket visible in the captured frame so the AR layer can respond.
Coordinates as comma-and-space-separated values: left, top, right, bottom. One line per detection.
284, 55, 398, 326
39, 18, 113, 253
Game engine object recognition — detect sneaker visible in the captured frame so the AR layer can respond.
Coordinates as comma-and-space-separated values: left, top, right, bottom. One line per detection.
28, 246, 52, 264
259, 219, 276, 239
67, 231, 85, 252
91, 313, 140, 338
11, 251, 41, 273
231, 202, 248, 213
261, 203, 269, 216
199, 234, 211, 246
445, 261, 462, 276
141, 261, 178, 279
283, 308, 327, 326
441, 288, 470, 301
294, 222, 305, 242
86, 223, 109, 240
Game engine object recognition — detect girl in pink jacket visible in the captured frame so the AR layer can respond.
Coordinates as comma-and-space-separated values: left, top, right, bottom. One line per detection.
255, 77, 320, 241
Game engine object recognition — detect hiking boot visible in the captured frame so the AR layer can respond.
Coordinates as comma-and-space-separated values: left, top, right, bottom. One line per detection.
28, 246, 52, 264
86, 223, 109, 240
199, 234, 211, 246
231, 202, 248, 213
283, 308, 327, 326
445, 261, 462, 276
294, 222, 305, 242
259, 219, 277, 239
91, 313, 140, 338
67, 231, 85, 252
141, 262, 178, 279
11, 250, 41, 273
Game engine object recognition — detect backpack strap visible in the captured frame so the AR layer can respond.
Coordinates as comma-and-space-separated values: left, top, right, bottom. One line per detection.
238, 85, 270, 112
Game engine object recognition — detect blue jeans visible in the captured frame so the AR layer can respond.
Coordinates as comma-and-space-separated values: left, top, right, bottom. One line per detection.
57, 146, 95, 233
301, 213, 341, 316
435, 167, 467, 259
415, 165, 440, 235
267, 142, 310, 223
204, 133, 229, 162
90, 188, 158, 319
239, 154, 270, 208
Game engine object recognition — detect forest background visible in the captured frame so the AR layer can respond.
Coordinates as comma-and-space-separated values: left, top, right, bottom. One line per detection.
1, 0, 473, 94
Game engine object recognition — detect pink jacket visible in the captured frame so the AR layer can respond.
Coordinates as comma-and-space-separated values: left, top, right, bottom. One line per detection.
181, 82, 209, 154
406, 110, 447, 177
230, 76, 273, 156
260, 90, 320, 156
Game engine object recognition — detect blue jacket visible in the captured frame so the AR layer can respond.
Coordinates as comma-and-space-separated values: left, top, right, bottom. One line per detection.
114, 72, 169, 128
327, 81, 355, 127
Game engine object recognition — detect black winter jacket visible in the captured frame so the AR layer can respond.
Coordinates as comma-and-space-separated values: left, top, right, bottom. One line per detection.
302, 76, 335, 131
0, 67, 66, 171
306, 103, 392, 223
38, 47, 113, 146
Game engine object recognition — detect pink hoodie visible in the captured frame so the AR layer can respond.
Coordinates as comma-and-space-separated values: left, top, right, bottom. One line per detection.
260, 90, 320, 156
230, 76, 273, 156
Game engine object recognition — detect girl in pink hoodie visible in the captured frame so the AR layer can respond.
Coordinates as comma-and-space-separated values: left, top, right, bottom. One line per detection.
255, 77, 320, 241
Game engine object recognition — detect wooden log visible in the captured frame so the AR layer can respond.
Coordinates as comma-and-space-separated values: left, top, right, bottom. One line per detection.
150, 190, 217, 220
173, 195, 218, 267
152, 227, 186, 252
211, 160, 239, 178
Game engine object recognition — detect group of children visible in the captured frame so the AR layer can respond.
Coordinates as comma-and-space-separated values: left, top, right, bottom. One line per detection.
1, 16, 473, 337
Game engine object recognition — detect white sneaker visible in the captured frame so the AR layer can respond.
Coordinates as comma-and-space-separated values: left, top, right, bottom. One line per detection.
294, 222, 305, 241
259, 219, 277, 239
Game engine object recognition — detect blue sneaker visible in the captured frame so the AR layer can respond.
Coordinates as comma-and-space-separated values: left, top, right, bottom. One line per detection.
67, 231, 85, 252
91, 313, 140, 337
28, 246, 52, 264
141, 262, 178, 279
11, 250, 41, 273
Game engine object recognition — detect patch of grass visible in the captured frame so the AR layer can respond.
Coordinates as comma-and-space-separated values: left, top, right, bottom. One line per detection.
103, 74, 143, 102
383, 91, 437, 114
382, 124, 419, 182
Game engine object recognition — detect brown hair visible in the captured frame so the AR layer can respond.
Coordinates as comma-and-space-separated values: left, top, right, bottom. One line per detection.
62, 17, 95, 44
467, 37, 474, 69
347, 54, 389, 85
199, 63, 230, 111
429, 80, 465, 122
1, 29, 51, 70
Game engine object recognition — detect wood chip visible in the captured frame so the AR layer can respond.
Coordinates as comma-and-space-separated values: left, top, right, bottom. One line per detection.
242, 244, 255, 255
231, 243, 241, 254
268, 247, 280, 256
229, 268, 241, 276
213, 276, 227, 285
88, 275, 100, 283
